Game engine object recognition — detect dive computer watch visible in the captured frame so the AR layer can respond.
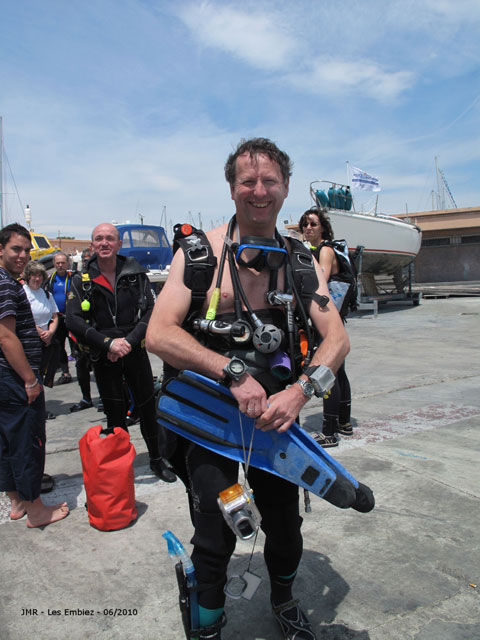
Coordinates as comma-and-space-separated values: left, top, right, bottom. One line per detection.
223, 356, 247, 385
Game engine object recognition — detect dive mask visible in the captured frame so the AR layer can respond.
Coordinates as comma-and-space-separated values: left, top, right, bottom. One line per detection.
233, 236, 287, 272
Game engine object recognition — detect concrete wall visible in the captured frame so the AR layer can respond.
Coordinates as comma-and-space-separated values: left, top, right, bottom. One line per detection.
415, 243, 480, 282
48, 238, 91, 255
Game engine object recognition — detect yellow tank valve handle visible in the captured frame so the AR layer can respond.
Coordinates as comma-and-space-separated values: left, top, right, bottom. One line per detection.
205, 287, 220, 320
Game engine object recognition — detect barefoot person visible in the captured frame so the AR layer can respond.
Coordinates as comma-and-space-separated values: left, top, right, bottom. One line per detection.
0, 223, 69, 527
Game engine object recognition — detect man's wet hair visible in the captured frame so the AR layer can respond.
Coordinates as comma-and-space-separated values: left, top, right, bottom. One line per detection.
0, 222, 31, 247
224, 137, 292, 186
298, 207, 334, 243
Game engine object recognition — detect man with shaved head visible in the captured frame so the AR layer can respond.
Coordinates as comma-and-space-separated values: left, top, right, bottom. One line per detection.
66, 223, 175, 483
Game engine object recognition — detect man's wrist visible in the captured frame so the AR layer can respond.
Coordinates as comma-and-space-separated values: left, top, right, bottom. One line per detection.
25, 379, 39, 389
222, 356, 247, 386
287, 379, 314, 401
303, 364, 335, 398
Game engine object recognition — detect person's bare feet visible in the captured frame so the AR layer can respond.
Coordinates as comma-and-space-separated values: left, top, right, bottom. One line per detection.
6, 492, 26, 520
24, 497, 69, 528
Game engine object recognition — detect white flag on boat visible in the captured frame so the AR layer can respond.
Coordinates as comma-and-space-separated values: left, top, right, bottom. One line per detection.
351, 166, 380, 191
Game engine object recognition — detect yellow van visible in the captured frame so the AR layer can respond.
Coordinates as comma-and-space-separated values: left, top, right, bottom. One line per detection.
30, 232, 60, 268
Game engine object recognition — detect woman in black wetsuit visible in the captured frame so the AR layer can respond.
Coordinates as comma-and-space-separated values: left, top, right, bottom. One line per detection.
298, 207, 353, 447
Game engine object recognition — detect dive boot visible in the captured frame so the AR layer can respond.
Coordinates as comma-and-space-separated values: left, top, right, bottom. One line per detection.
150, 457, 177, 483
272, 598, 317, 639
336, 422, 353, 436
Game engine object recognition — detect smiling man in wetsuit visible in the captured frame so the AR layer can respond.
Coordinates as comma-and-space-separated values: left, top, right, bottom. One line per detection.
146, 138, 349, 639
66, 223, 175, 483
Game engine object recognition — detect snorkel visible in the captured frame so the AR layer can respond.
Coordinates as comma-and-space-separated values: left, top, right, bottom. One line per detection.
163, 530, 199, 636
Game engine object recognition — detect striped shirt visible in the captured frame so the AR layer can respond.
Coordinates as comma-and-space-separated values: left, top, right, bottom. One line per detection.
0, 267, 42, 370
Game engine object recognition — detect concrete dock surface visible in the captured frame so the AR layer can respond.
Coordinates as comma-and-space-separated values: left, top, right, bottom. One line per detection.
1, 297, 479, 640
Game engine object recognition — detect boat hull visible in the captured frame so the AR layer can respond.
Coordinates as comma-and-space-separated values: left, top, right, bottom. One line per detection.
326, 209, 422, 274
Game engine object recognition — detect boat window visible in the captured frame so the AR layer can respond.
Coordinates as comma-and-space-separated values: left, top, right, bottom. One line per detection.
32, 235, 50, 249
121, 232, 131, 248
159, 232, 170, 248
131, 229, 160, 247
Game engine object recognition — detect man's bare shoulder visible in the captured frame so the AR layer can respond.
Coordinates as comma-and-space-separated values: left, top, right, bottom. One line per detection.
205, 223, 229, 254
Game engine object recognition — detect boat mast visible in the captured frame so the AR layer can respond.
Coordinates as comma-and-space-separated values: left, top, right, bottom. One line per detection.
434, 157, 457, 210
435, 157, 444, 209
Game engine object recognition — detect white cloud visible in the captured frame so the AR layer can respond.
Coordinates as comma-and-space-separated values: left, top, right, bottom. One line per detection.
176, 1, 294, 70
284, 57, 415, 103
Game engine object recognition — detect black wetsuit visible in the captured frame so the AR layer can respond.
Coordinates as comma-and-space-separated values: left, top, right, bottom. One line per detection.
310, 245, 352, 431
66, 255, 166, 459
166, 309, 304, 613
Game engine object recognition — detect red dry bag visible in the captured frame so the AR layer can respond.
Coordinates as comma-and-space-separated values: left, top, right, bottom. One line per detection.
79, 425, 137, 531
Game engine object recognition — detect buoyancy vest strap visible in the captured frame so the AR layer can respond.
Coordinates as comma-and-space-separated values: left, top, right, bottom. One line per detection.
285, 237, 319, 311
173, 225, 218, 318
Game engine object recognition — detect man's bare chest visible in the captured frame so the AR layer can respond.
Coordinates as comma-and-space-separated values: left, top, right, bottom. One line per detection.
202, 260, 286, 316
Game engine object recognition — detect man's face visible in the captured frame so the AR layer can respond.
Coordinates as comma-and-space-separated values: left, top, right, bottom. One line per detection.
230, 153, 289, 230
91, 224, 121, 261
0, 233, 31, 277
54, 255, 68, 276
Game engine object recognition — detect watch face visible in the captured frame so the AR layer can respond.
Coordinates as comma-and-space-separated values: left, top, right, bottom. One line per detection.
230, 359, 245, 375
298, 379, 314, 397
304, 382, 314, 396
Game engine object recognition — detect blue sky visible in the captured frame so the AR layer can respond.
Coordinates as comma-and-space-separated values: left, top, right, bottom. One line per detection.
1, 0, 479, 239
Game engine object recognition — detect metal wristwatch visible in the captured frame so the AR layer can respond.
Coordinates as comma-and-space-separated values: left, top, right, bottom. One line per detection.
295, 378, 315, 400
223, 356, 247, 385
303, 364, 335, 398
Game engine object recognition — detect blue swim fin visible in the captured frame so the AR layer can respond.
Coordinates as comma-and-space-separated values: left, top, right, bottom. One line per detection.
157, 371, 374, 512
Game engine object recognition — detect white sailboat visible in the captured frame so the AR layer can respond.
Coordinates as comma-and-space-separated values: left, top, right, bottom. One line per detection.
309, 180, 422, 275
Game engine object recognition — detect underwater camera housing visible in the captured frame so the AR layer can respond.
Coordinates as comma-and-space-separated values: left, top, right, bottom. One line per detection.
217, 483, 261, 540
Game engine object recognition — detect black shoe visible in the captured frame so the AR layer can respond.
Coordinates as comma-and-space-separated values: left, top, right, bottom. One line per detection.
70, 399, 94, 413
45, 411, 56, 420
40, 474, 55, 494
56, 373, 72, 385
311, 432, 338, 448
336, 422, 353, 436
150, 458, 177, 483
272, 598, 317, 639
